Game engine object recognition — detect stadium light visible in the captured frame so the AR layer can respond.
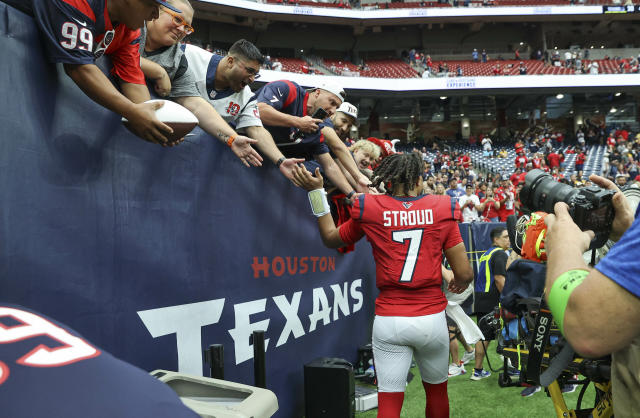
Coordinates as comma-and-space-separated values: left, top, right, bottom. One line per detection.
487, 112, 491, 116
615, 92, 622, 97
556, 94, 564, 99
440, 96, 447, 100
601, 45, 605, 48
590, 46, 594, 49
384, 115, 388, 119
519, 42, 524, 46
610, 108, 617, 113
460, 113, 465, 117
595, 109, 600, 113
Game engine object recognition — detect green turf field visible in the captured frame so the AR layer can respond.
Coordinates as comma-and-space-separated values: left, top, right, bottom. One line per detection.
355, 341, 596, 418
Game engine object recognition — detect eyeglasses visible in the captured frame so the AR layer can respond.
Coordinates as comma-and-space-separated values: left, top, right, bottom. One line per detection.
94, 29, 115, 59
161, 6, 194, 35
237, 61, 261, 79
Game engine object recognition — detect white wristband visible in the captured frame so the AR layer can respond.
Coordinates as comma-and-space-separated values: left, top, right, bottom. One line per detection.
308, 188, 330, 217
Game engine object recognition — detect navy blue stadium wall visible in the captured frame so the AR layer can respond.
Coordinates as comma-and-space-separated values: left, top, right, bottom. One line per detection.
0, 4, 378, 416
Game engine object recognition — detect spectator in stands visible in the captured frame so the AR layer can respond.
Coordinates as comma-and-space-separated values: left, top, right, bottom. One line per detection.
478, 190, 500, 222
547, 149, 561, 170
472, 49, 479, 63
272, 59, 283, 71
482, 49, 488, 63
459, 184, 481, 223
263, 55, 273, 70
519, 62, 527, 75
435, 183, 446, 195
564, 50, 572, 68
293, 153, 473, 418
575, 148, 586, 173
423, 175, 436, 195
482, 136, 493, 157
514, 151, 527, 169
446, 178, 465, 200
140, 11, 264, 166
456, 65, 463, 77
29, 0, 182, 145
256, 80, 369, 195
496, 175, 515, 222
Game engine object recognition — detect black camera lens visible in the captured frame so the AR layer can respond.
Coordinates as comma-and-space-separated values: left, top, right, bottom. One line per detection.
520, 169, 579, 213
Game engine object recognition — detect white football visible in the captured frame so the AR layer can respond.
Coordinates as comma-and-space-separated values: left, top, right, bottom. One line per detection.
122, 99, 199, 143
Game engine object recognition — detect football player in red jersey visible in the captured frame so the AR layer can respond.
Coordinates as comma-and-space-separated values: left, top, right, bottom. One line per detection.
293, 153, 473, 418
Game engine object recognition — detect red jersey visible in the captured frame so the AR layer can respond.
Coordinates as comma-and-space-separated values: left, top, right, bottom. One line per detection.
459, 155, 471, 170
607, 136, 616, 147
547, 153, 560, 168
496, 186, 515, 221
531, 158, 542, 169
576, 152, 586, 165
514, 155, 527, 168
32, 0, 145, 84
480, 197, 499, 219
339, 194, 462, 317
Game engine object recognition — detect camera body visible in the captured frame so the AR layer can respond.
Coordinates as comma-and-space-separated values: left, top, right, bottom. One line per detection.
520, 169, 615, 249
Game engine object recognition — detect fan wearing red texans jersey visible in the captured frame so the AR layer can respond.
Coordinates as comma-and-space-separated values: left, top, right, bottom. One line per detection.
292, 153, 473, 418
27, 0, 180, 145
0, 304, 198, 418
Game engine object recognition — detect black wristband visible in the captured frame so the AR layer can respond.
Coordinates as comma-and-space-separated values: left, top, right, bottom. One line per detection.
346, 190, 356, 199
276, 157, 286, 168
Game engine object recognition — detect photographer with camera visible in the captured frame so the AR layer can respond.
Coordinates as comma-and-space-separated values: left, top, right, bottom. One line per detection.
472, 227, 510, 380
543, 174, 638, 416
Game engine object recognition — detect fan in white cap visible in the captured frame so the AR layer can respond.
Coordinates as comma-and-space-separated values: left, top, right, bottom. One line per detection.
337, 102, 358, 122
316, 82, 346, 103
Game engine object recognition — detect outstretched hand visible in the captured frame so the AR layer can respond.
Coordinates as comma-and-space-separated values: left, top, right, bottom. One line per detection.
231, 135, 263, 167
279, 158, 306, 183
544, 202, 595, 255
292, 165, 324, 191
589, 174, 634, 241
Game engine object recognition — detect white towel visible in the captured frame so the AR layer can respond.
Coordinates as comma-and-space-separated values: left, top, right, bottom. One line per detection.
446, 301, 485, 345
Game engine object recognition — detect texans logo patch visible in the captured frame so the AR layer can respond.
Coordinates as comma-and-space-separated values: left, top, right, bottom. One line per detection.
402, 202, 413, 209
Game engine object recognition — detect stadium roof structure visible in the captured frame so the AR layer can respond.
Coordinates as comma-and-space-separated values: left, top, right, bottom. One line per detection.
255, 70, 640, 97
193, 0, 639, 25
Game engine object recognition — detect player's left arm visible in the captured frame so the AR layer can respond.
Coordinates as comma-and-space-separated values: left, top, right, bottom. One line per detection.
175, 96, 263, 167
292, 165, 362, 248
321, 126, 371, 194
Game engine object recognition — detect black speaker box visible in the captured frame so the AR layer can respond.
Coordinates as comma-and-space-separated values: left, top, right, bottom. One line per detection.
304, 357, 355, 418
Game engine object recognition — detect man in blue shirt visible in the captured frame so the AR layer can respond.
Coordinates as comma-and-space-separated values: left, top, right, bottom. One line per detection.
544, 175, 639, 416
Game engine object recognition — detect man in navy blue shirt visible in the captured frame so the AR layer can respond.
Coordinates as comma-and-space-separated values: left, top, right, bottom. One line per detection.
0, 304, 198, 418
257, 80, 362, 196
544, 174, 639, 416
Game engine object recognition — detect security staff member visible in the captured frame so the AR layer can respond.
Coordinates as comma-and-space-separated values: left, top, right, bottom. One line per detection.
471, 227, 509, 380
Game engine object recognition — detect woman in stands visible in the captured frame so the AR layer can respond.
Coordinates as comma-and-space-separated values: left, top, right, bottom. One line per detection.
293, 153, 473, 418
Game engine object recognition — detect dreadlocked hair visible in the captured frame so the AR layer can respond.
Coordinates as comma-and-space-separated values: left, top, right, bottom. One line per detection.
371, 152, 423, 196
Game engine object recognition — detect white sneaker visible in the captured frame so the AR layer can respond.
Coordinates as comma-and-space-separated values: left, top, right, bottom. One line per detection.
448, 363, 466, 377
461, 349, 475, 365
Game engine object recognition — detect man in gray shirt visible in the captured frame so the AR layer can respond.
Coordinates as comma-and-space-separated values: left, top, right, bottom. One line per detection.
139, 0, 262, 167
